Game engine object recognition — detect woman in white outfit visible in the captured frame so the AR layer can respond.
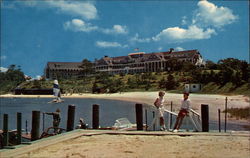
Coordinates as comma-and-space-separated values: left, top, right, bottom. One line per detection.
152, 91, 166, 131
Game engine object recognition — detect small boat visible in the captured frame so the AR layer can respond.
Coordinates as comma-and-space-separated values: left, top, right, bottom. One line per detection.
112, 118, 137, 131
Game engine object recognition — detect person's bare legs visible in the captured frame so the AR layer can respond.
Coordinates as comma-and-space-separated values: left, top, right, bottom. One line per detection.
177, 117, 184, 130
160, 117, 164, 126
173, 116, 181, 130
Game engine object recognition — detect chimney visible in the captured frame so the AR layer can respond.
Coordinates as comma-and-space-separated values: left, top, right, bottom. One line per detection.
169, 48, 174, 53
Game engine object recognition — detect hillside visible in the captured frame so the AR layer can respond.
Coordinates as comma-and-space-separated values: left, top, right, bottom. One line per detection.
14, 71, 250, 96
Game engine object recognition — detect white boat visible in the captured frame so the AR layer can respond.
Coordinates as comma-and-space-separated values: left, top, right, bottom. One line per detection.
112, 118, 140, 131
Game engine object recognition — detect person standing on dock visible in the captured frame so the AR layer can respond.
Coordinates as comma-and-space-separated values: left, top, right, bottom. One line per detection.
45, 108, 61, 133
149, 91, 166, 131
172, 92, 191, 132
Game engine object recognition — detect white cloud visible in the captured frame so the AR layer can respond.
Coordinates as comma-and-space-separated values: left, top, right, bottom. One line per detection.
102, 25, 128, 34
181, 16, 187, 25
9, 1, 98, 20
64, 20, 129, 35
130, 1, 237, 44
0, 67, 8, 72
194, 0, 238, 28
175, 47, 185, 51
96, 41, 128, 48
152, 25, 216, 42
130, 33, 151, 43
46, 1, 97, 20
64, 19, 98, 32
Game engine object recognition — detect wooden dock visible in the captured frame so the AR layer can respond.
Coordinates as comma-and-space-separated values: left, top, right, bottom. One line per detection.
0, 129, 249, 158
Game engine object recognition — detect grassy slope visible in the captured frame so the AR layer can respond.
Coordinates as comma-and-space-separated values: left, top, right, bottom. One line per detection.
11, 71, 249, 96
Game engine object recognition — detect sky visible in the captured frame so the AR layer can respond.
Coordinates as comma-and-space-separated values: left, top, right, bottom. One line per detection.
1, 0, 249, 78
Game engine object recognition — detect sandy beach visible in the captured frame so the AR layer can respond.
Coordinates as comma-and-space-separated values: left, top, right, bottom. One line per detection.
16, 132, 250, 158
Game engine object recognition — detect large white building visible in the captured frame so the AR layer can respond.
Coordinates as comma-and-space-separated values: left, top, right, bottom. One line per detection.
95, 49, 204, 75
44, 49, 204, 79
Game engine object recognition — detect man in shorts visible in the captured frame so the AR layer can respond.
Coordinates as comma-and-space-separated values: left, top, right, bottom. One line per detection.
173, 92, 191, 132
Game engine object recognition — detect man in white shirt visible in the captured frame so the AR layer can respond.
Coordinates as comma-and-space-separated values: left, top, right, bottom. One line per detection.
173, 92, 191, 132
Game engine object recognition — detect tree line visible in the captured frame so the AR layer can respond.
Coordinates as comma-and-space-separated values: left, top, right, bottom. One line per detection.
0, 65, 25, 94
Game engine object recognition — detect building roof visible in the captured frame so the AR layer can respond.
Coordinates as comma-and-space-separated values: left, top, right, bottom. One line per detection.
46, 62, 83, 70
95, 49, 199, 65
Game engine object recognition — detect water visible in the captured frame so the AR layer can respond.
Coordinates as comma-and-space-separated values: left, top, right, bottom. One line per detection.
0, 97, 247, 133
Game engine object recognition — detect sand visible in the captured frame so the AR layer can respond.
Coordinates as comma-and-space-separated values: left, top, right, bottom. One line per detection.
17, 134, 250, 158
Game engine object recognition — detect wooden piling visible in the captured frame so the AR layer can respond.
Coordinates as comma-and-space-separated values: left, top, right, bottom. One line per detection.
92, 104, 99, 129
218, 109, 221, 132
17, 112, 22, 145
145, 109, 148, 131
42, 112, 45, 132
201, 104, 209, 132
31, 111, 40, 141
224, 97, 228, 132
153, 111, 155, 131
3, 114, 9, 146
135, 103, 143, 130
67, 105, 76, 131
25, 120, 28, 135
170, 101, 173, 128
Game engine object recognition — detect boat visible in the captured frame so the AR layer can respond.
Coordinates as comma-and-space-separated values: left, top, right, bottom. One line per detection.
112, 118, 146, 131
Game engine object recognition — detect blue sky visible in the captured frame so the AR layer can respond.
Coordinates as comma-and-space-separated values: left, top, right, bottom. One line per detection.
1, 0, 249, 78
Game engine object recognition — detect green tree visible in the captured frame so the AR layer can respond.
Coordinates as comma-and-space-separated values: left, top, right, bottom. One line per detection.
240, 61, 249, 82
127, 77, 137, 89
181, 62, 196, 72
205, 60, 218, 70
165, 74, 177, 90
79, 59, 94, 76
33, 80, 42, 89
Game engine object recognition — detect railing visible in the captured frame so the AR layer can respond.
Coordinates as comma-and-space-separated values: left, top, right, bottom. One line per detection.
188, 109, 202, 132
148, 107, 202, 132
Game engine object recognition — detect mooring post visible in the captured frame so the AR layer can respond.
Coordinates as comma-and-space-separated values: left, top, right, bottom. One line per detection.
92, 104, 99, 129
218, 109, 221, 132
135, 103, 143, 130
43, 112, 45, 132
170, 101, 173, 128
153, 111, 155, 131
145, 109, 148, 131
17, 112, 22, 145
224, 97, 228, 132
31, 111, 40, 141
201, 104, 209, 132
25, 120, 28, 134
67, 105, 76, 131
3, 114, 9, 146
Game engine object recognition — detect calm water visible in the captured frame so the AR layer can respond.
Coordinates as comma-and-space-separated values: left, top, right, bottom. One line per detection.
0, 97, 247, 132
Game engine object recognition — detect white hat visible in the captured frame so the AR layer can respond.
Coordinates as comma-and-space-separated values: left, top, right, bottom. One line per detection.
54, 80, 58, 85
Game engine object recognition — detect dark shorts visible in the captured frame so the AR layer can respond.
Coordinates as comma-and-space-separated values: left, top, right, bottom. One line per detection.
178, 109, 188, 118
